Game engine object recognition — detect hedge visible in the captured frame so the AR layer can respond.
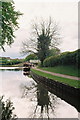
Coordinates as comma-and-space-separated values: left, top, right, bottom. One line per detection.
43, 49, 80, 68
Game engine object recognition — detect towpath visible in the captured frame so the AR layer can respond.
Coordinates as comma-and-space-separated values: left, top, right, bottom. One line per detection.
33, 67, 80, 80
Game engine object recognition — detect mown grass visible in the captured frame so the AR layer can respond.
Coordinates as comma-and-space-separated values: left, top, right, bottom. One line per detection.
31, 69, 80, 88
38, 65, 80, 77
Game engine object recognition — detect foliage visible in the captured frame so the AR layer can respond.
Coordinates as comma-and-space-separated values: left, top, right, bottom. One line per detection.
0, 1, 22, 51
0, 96, 17, 120
24, 54, 38, 62
43, 55, 59, 67
10, 59, 23, 65
37, 34, 50, 66
22, 17, 60, 66
0, 57, 23, 66
48, 47, 60, 58
43, 49, 80, 68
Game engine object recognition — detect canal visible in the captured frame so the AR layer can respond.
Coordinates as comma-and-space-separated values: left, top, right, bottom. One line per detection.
0, 67, 78, 118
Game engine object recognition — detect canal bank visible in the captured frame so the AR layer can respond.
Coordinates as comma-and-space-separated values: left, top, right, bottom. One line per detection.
31, 70, 80, 113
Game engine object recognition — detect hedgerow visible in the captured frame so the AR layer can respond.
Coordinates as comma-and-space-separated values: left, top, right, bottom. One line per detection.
43, 49, 80, 68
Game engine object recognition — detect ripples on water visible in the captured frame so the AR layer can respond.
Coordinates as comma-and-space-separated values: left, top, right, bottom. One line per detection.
0, 67, 78, 118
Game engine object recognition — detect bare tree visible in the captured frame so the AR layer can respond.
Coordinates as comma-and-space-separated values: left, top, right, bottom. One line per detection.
21, 17, 60, 66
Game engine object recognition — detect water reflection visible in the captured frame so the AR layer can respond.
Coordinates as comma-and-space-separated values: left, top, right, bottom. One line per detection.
0, 68, 78, 118
23, 71, 30, 77
0, 67, 22, 71
23, 66, 31, 77
20, 80, 58, 118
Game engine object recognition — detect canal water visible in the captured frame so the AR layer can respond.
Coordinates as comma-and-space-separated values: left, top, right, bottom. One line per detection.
0, 67, 78, 118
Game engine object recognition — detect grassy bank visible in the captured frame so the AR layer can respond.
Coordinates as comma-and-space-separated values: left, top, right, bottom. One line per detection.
31, 69, 80, 88
38, 65, 80, 77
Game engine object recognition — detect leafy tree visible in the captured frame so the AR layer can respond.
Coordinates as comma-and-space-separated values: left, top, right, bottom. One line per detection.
24, 54, 38, 62
48, 47, 60, 58
22, 17, 60, 66
0, 0, 22, 51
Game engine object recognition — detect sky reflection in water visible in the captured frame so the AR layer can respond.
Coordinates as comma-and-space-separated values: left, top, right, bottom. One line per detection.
0, 68, 78, 118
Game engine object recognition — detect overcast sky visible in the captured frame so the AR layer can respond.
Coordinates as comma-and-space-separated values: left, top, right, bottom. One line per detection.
0, 0, 78, 58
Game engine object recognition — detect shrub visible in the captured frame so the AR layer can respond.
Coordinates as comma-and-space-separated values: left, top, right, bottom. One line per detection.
43, 55, 60, 67
43, 49, 80, 68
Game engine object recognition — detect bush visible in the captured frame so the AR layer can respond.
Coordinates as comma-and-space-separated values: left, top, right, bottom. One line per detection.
43, 49, 80, 68
43, 55, 60, 67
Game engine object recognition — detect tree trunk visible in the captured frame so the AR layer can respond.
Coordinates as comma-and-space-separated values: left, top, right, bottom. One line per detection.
41, 60, 44, 67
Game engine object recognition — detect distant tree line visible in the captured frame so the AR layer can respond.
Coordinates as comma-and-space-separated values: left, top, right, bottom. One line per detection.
0, 57, 23, 66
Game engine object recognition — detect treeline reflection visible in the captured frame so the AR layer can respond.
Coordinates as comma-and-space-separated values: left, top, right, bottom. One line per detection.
20, 78, 58, 118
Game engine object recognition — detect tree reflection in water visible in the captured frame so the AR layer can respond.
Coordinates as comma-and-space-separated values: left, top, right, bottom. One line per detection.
20, 80, 58, 118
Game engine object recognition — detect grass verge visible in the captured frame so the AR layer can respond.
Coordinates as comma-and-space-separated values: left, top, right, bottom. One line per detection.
38, 65, 80, 77
31, 68, 80, 88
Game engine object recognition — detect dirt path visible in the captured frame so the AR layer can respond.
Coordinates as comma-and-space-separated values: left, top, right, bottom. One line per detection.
33, 67, 80, 80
